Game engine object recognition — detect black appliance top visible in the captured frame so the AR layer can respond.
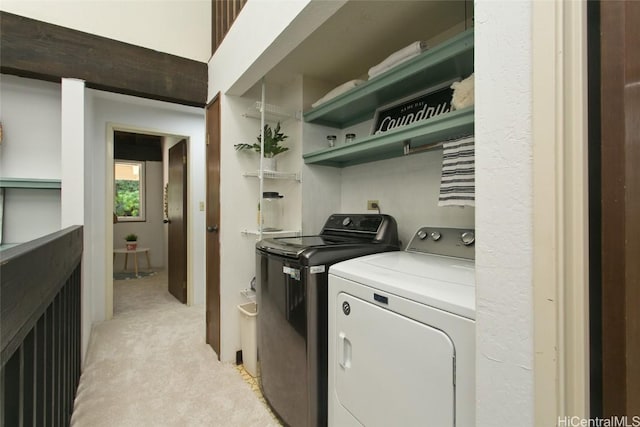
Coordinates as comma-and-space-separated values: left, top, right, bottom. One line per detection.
256, 214, 400, 261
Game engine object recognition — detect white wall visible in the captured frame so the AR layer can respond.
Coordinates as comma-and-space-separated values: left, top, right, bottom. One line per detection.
0, 75, 62, 242
0, 1, 211, 62
2, 189, 61, 243
340, 149, 474, 247
475, 0, 534, 425
113, 161, 165, 269
0, 75, 61, 179
85, 90, 206, 324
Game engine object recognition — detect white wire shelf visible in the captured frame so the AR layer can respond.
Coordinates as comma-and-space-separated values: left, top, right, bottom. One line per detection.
242, 101, 297, 122
242, 171, 301, 181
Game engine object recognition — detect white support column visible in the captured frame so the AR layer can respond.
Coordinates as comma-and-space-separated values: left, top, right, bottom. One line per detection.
475, 1, 534, 425
61, 78, 93, 364
61, 78, 86, 227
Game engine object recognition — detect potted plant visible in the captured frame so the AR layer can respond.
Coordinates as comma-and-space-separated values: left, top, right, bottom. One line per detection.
124, 233, 138, 251
234, 122, 289, 171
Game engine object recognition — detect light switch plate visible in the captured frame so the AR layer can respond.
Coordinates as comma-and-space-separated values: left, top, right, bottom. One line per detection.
199, 201, 205, 211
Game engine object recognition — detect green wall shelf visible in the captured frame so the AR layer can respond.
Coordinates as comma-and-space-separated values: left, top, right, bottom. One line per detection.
303, 107, 474, 168
303, 28, 474, 129
0, 178, 62, 189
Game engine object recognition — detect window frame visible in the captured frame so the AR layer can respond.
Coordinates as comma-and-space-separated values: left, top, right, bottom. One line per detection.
114, 159, 146, 222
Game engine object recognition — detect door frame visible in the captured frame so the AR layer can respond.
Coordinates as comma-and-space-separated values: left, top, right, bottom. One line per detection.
532, 0, 590, 422
105, 123, 193, 319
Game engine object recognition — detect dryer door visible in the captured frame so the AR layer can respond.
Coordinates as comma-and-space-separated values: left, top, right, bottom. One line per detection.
335, 293, 455, 426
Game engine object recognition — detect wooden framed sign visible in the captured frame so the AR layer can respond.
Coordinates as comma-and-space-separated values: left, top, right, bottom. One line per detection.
371, 79, 458, 135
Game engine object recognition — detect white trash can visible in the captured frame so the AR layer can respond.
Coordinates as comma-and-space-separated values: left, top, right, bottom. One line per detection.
237, 302, 258, 377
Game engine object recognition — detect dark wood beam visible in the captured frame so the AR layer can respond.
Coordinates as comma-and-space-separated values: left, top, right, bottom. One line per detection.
0, 12, 207, 107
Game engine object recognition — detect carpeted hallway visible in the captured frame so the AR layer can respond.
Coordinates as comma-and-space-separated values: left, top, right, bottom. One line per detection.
71, 270, 278, 426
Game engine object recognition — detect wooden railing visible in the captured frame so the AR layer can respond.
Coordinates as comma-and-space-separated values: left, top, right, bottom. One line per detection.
1, 226, 83, 427
212, 0, 247, 54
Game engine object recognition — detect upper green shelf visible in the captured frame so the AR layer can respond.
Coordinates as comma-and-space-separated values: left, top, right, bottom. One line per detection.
303, 29, 474, 129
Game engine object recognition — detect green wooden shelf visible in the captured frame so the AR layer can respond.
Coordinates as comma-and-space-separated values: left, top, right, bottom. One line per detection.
0, 178, 62, 189
303, 107, 474, 168
303, 29, 474, 129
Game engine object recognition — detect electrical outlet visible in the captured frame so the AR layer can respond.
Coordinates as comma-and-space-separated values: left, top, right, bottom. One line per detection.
367, 200, 379, 210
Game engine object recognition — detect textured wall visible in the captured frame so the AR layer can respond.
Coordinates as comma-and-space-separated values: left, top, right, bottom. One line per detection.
475, 0, 534, 424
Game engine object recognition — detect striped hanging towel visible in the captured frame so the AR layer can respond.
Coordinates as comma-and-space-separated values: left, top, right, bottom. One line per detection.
438, 136, 475, 207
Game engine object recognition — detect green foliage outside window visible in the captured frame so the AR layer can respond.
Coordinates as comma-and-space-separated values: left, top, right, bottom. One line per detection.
115, 180, 140, 216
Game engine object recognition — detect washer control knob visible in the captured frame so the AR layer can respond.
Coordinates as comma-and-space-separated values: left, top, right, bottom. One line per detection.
342, 217, 352, 227
430, 231, 442, 241
461, 231, 475, 246
417, 230, 428, 240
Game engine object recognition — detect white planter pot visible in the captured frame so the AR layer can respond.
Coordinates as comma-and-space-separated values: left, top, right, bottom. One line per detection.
263, 157, 277, 172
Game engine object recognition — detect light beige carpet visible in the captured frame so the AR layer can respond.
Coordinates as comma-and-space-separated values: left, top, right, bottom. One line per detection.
71, 270, 279, 427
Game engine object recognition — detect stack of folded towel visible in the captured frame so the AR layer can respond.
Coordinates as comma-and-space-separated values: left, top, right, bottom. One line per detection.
368, 41, 428, 79
311, 79, 365, 108
310, 41, 429, 108
438, 135, 475, 207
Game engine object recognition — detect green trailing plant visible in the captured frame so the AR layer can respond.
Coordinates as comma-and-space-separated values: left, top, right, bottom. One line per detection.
124, 233, 138, 242
234, 122, 289, 158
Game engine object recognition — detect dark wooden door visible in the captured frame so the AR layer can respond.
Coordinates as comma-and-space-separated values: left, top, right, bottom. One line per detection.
598, 0, 640, 417
168, 139, 187, 304
206, 96, 221, 357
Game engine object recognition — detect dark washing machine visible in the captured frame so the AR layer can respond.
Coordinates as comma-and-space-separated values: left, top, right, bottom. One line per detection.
256, 214, 400, 427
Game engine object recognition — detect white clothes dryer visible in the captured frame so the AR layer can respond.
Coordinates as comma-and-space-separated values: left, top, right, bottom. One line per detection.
327, 227, 476, 427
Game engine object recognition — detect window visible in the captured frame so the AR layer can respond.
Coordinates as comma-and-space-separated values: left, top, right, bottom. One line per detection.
114, 160, 145, 222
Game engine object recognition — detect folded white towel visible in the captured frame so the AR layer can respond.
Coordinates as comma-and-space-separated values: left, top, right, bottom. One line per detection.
438, 136, 475, 207
311, 79, 366, 108
368, 41, 428, 79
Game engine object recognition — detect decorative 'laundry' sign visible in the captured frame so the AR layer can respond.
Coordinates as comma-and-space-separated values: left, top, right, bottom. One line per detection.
371, 83, 455, 135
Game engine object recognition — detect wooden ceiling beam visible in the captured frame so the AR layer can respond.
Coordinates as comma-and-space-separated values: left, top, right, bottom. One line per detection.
0, 12, 207, 107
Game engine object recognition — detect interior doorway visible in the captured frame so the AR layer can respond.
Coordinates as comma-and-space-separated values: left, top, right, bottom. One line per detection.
106, 124, 191, 318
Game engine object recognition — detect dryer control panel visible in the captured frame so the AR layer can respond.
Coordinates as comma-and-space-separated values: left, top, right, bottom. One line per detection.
406, 227, 475, 260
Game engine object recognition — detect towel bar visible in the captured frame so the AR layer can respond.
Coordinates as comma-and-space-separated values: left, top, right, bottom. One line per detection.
403, 135, 474, 156
402, 140, 444, 156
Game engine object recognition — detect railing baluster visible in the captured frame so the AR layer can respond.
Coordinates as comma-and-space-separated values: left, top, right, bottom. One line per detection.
211, 0, 246, 53
21, 329, 35, 426
4, 346, 20, 426
35, 316, 45, 426
45, 305, 52, 427
61, 285, 68, 426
